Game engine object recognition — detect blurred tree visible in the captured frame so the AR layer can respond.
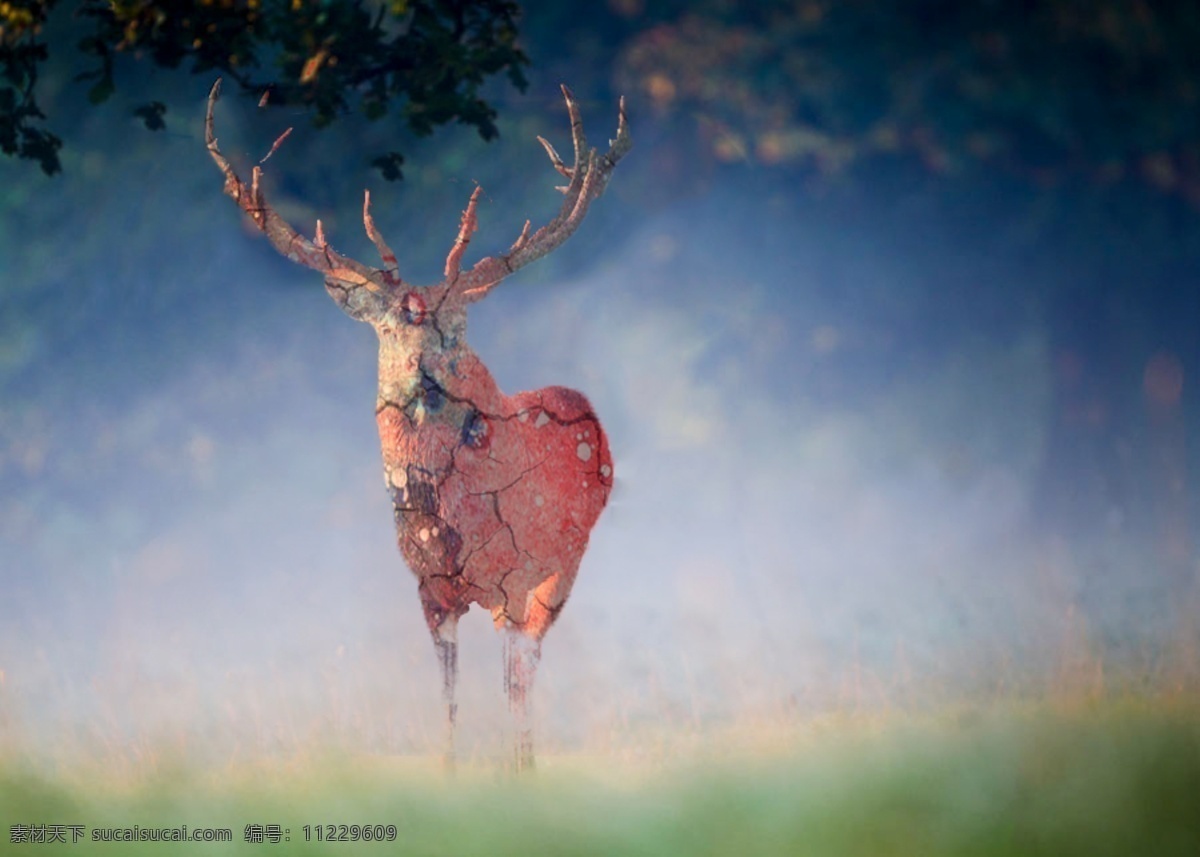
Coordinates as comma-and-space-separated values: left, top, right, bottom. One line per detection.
614, 0, 1199, 584
617, 0, 1200, 203
0, 0, 528, 178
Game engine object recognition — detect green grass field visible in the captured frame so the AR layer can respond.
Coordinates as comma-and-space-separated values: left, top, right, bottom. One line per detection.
3, 695, 1198, 856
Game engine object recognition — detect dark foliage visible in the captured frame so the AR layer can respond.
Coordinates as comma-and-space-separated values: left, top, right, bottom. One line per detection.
0, 0, 62, 173
1, 0, 528, 178
616, 0, 1200, 208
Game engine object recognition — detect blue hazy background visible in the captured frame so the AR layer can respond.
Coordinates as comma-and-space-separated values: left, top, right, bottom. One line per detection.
1, 1, 1197, 765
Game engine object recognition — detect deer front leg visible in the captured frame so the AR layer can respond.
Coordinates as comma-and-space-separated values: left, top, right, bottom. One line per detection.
503, 625, 541, 773
425, 606, 460, 771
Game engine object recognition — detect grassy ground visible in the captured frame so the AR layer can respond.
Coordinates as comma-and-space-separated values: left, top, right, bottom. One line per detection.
2, 695, 1198, 856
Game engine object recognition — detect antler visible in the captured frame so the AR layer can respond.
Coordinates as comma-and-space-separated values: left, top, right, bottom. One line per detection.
205, 79, 630, 304
451, 85, 632, 303
205, 78, 391, 293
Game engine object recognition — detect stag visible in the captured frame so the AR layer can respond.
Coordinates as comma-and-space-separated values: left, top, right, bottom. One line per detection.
205, 80, 629, 770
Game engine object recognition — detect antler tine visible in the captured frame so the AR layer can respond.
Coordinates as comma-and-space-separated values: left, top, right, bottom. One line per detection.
260, 126, 292, 164
535, 86, 592, 234
562, 84, 587, 173
528, 85, 633, 244
205, 78, 383, 291
364, 190, 402, 286
537, 135, 571, 183
456, 88, 630, 302
445, 186, 483, 282
511, 219, 532, 253
207, 79, 252, 216
609, 95, 632, 166
249, 164, 264, 225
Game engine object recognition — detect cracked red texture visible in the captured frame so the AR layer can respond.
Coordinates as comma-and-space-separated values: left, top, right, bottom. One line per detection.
378, 345, 612, 640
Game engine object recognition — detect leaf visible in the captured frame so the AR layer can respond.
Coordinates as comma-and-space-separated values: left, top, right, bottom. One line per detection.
133, 101, 168, 131
6, 0, 531, 178
87, 78, 115, 105
363, 98, 387, 121
371, 151, 405, 182
20, 128, 62, 176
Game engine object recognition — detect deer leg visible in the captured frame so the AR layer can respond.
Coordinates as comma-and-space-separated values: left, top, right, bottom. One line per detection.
431, 613, 459, 771
503, 625, 541, 773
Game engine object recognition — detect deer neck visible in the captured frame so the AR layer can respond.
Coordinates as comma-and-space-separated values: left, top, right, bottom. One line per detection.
373, 317, 502, 425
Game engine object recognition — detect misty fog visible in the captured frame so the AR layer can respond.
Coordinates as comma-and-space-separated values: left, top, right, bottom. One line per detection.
2, 47, 1195, 768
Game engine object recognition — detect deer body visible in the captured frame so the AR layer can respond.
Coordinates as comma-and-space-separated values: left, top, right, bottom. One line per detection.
205, 79, 629, 770
362, 295, 613, 639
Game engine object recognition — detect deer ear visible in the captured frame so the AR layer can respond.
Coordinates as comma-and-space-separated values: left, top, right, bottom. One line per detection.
324, 278, 387, 323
